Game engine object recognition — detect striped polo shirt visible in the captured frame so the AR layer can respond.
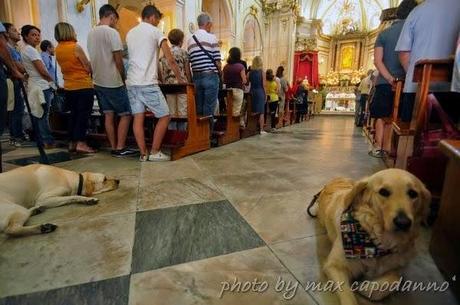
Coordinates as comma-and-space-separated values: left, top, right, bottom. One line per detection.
187, 29, 221, 73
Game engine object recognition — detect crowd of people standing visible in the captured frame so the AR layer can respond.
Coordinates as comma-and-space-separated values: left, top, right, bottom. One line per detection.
0, 3, 306, 162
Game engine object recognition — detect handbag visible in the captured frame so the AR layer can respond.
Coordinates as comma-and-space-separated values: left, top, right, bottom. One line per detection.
50, 57, 68, 113
51, 87, 68, 113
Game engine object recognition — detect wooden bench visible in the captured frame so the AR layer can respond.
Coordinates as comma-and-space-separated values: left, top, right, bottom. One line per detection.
430, 140, 460, 300
382, 79, 405, 167
240, 93, 260, 138
158, 84, 210, 160
51, 84, 211, 161
390, 59, 454, 169
213, 89, 241, 146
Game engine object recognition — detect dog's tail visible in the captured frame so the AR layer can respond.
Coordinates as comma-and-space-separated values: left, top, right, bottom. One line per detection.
307, 190, 322, 218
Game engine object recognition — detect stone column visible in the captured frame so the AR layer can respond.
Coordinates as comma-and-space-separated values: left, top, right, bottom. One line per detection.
262, 0, 299, 83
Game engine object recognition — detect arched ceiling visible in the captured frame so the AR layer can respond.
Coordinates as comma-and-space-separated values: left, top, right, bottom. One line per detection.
301, 0, 401, 35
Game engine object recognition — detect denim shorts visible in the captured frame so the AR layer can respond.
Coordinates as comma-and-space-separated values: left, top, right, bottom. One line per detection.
94, 85, 131, 116
127, 85, 169, 117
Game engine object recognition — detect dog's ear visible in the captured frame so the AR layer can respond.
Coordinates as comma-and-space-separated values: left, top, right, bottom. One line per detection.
343, 178, 368, 210
416, 182, 432, 223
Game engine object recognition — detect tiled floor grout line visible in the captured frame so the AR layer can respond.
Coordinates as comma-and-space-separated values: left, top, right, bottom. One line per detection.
268, 232, 328, 247
265, 244, 322, 305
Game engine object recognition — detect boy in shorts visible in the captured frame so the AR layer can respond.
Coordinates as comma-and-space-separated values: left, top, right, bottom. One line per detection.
126, 4, 184, 161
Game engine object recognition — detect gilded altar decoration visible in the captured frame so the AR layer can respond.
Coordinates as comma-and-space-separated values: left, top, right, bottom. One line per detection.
340, 45, 354, 70
320, 68, 366, 86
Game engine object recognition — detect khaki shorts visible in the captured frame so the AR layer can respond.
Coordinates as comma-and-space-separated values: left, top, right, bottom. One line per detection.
166, 93, 187, 116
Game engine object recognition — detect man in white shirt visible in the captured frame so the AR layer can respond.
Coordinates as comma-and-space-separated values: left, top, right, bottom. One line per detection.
88, 4, 135, 157
126, 4, 183, 162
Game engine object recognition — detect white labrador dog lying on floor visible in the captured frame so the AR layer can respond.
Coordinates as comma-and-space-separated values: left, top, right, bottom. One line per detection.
0, 164, 119, 237
307, 168, 431, 305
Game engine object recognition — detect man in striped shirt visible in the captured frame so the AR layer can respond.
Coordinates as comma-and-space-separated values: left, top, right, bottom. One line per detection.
187, 13, 221, 117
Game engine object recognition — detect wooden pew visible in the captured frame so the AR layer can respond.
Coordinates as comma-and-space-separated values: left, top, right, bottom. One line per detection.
430, 140, 460, 300
240, 93, 260, 138
362, 89, 375, 143
158, 84, 211, 160
391, 59, 454, 169
264, 101, 274, 131
50, 84, 210, 160
214, 89, 241, 146
383, 79, 405, 167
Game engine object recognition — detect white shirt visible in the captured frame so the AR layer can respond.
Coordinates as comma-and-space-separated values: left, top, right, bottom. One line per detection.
187, 29, 221, 73
21, 45, 50, 90
87, 25, 124, 88
126, 22, 166, 86
395, 0, 460, 93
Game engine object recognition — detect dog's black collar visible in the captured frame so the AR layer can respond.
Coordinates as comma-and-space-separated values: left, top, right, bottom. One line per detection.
77, 173, 84, 196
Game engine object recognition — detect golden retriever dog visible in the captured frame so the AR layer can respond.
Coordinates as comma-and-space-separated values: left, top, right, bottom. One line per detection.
307, 168, 431, 305
0, 164, 120, 237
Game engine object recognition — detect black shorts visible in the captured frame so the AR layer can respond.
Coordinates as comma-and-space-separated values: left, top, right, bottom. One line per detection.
370, 84, 394, 119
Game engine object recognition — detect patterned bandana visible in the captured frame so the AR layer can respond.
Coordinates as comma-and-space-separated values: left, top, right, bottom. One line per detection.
341, 208, 392, 259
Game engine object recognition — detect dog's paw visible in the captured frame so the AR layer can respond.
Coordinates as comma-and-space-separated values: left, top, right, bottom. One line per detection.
41, 223, 58, 234
86, 198, 99, 205
31, 206, 45, 216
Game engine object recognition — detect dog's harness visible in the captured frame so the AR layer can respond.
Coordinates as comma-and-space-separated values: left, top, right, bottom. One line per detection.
341, 208, 392, 259
77, 173, 84, 196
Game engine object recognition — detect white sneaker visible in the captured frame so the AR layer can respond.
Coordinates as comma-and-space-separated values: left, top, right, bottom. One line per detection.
260, 130, 268, 135
148, 151, 171, 162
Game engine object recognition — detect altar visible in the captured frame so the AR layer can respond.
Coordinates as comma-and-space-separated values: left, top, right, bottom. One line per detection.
324, 92, 356, 113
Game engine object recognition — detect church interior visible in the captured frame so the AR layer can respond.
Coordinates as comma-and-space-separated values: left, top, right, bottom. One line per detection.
0, 0, 459, 304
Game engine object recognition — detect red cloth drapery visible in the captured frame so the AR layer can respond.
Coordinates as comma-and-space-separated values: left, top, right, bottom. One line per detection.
293, 51, 319, 88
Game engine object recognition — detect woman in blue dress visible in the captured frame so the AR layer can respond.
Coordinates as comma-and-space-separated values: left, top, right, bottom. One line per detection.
248, 56, 266, 134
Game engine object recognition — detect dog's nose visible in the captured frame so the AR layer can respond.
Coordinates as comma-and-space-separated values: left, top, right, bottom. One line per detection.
115, 179, 120, 185
393, 212, 412, 231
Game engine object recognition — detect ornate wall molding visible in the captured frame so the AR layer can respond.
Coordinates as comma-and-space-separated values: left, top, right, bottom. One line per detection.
261, 0, 299, 18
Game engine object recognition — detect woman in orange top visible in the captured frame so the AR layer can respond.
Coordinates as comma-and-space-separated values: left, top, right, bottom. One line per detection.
55, 22, 95, 153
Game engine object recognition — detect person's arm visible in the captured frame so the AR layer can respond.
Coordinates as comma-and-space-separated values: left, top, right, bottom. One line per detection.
158, 60, 164, 83
15, 61, 26, 74
395, 15, 415, 73
75, 44, 92, 74
240, 68, 247, 85
112, 50, 125, 82
0, 35, 23, 79
32, 60, 53, 82
160, 40, 184, 83
374, 47, 394, 84
184, 57, 192, 83
399, 51, 411, 72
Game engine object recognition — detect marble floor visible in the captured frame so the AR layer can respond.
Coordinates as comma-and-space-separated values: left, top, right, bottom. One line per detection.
0, 117, 457, 305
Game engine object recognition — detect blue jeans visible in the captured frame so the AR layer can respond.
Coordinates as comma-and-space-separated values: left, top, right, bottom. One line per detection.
193, 72, 219, 116
8, 80, 25, 139
37, 88, 54, 144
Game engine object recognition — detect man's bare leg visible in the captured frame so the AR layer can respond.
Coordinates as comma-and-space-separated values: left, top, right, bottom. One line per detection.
133, 114, 146, 156
104, 112, 116, 150
117, 115, 132, 150
151, 115, 170, 153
